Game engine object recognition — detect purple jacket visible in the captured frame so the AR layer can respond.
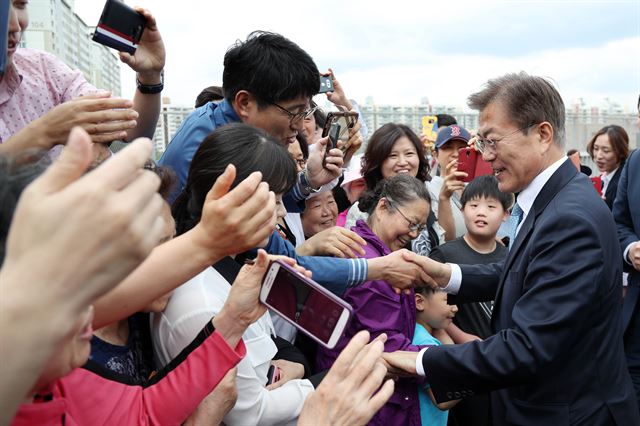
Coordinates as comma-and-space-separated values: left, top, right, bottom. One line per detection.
316, 220, 426, 426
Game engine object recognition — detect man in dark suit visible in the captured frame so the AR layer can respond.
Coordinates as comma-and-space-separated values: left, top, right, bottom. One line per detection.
614, 145, 640, 412
383, 73, 639, 425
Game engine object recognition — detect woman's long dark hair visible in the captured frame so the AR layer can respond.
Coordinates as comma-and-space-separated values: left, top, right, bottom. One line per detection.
172, 123, 297, 235
360, 123, 430, 190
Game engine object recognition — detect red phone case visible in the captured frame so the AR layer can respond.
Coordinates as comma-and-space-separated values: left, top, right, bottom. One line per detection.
457, 148, 493, 182
590, 177, 603, 195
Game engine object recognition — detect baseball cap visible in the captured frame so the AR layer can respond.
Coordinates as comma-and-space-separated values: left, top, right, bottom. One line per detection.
435, 125, 471, 149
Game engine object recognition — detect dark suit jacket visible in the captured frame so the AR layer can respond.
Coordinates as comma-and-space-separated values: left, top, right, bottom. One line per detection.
422, 159, 639, 425
613, 150, 640, 330
605, 160, 625, 210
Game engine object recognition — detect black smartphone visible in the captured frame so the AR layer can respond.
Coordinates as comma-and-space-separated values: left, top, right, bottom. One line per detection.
266, 365, 281, 386
327, 122, 341, 151
92, 0, 147, 54
319, 75, 334, 94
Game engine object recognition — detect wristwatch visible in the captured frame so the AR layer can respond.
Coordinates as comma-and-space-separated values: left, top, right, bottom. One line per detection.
136, 70, 164, 94
300, 169, 321, 194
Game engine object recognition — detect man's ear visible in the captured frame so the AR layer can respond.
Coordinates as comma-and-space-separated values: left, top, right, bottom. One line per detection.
536, 121, 555, 154
415, 292, 426, 311
233, 90, 256, 122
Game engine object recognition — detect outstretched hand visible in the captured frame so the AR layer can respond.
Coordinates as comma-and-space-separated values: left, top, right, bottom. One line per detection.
298, 331, 394, 426
191, 164, 277, 262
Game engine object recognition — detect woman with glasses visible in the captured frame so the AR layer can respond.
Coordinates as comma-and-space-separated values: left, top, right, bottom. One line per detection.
316, 174, 433, 426
345, 123, 442, 255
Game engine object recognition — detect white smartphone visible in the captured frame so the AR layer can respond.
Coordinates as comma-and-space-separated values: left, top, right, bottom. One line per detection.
260, 260, 353, 349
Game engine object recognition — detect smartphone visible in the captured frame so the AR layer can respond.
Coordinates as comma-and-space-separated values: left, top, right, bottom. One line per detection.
327, 122, 341, 151
260, 260, 353, 349
590, 176, 603, 195
421, 115, 438, 147
319, 75, 334, 94
457, 148, 493, 182
321, 111, 359, 153
92, 0, 147, 54
266, 365, 281, 386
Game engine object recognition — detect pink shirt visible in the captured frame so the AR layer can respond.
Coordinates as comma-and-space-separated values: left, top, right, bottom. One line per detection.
11, 328, 246, 426
0, 48, 96, 143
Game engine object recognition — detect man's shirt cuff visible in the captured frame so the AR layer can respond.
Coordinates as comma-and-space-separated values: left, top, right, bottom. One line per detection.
415, 347, 429, 377
442, 263, 462, 295
624, 242, 637, 265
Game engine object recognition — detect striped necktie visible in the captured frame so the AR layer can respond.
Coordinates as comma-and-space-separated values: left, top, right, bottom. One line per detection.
507, 203, 523, 250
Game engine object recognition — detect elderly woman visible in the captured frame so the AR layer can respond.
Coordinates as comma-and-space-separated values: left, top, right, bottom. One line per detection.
587, 125, 630, 210
317, 174, 432, 426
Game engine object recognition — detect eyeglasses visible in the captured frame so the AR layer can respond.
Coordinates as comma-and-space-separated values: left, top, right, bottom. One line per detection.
476, 124, 537, 154
388, 201, 427, 233
295, 159, 307, 168
270, 102, 318, 124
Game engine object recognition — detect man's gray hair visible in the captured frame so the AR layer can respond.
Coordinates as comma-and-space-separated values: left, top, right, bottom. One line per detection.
468, 72, 566, 147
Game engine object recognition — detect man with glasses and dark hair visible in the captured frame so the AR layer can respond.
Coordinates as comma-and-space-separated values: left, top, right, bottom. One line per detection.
384, 72, 639, 425
160, 31, 343, 208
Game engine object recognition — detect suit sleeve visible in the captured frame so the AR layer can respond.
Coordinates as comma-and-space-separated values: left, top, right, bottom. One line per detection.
264, 231, 368, 295
613, 152, 639, 266
449, 262, 503, 304
422, 211, 607, 402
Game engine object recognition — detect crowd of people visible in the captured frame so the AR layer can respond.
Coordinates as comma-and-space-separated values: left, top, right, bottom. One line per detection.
1, 1, 640, 425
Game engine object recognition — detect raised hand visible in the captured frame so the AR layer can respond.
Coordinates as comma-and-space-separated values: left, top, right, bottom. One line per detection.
1, 93, 138, 153
190, 165, 277, 260
296, 226, 367, 258
118, 8, 165, 79
305, 136, 345, 189
298, 331, 394, 426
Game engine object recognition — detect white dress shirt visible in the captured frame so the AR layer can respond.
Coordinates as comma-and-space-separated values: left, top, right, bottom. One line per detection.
151, 267, 313, 425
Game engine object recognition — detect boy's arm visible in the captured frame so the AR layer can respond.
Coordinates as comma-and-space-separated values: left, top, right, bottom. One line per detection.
444, 323, 482, 344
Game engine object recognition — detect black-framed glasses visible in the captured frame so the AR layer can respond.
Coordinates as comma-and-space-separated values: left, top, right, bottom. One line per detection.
295, 158, 307, 168
270, 102, 318, 124
476, 123, 537, 154
388, 201, 427, 233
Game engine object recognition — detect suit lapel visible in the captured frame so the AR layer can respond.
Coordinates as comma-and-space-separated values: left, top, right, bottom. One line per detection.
492, 160, 579, 318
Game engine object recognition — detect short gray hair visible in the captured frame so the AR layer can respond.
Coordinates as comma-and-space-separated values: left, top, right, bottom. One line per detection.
468, 72, 566, 147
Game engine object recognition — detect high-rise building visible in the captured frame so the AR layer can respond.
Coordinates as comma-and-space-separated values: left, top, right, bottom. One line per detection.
21, 0, 121, 96
153, 98, 193, 158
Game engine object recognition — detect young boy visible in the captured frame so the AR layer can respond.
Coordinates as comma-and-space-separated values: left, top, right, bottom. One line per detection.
428, 174, 513, 426
412, 287, 460, 426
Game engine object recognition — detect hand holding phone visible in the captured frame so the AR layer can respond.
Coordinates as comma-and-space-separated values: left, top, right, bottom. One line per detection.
260, 260, 353, 349
319, 75, 334, 94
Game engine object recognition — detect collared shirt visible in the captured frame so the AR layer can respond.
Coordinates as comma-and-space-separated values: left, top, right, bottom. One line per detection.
0, 48, 95, 143
601, 167, 619, 196
159, 99, 240, 200
443, 157, 569, 297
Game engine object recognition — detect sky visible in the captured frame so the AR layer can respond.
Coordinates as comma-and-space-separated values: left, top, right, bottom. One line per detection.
74, 0, 640, 111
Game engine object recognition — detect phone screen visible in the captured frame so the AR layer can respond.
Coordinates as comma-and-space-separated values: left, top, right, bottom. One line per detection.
265, 264, 347, 345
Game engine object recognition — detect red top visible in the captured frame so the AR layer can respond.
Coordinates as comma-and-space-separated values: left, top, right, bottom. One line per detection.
12, 327, 245, 426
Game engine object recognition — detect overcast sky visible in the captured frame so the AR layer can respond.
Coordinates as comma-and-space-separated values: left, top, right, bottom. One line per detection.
74, 0, 640, 111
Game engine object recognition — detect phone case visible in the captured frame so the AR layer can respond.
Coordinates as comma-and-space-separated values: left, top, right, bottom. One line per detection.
457, 148, 477, 183
260, 260, 353, 349
590, 177, 603, 195
458, 148, 493, 182
92, 0, 147, 54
